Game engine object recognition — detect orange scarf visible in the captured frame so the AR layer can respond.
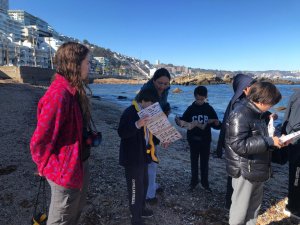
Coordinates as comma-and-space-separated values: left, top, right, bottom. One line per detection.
132, 100, 158, 163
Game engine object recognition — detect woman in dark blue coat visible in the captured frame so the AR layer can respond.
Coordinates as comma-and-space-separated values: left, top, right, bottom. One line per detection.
136, 68, 171, 202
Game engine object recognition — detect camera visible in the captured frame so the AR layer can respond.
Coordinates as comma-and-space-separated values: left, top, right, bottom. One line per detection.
86, 131, 102, 147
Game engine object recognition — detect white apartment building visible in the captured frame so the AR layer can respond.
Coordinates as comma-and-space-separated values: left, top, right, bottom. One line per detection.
0, 0, 91, 69
42, 36, 63, 51
0, 33, 21, 65
8, 10, 53, 37
22, 25, 39, 41
0, 11, 9, 34
7, 17, 22, 41
94, 57, 109, 66
0, 0, 8, 13
0, 11, 22, 42
22, 39, 50, 67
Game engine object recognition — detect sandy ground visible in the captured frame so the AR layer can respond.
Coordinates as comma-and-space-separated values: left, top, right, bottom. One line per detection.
0, 81, 299, 225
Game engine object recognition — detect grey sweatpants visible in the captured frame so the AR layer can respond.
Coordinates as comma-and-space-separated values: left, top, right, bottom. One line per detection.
229, 176, 264, 225
46, 160, 90, 225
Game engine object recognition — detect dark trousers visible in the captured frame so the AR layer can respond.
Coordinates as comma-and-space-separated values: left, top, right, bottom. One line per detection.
287, 145, 300, 212
188, 139, 210, 187
125, 164, 148, 224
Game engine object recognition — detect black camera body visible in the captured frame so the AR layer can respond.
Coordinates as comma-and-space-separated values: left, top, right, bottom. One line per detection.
86, 131, 102, 147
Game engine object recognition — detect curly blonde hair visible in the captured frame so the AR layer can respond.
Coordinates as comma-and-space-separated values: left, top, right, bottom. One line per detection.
54, 42, 91, 127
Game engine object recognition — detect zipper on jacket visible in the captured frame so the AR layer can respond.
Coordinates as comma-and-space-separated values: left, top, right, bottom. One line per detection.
248, 160, 251, 173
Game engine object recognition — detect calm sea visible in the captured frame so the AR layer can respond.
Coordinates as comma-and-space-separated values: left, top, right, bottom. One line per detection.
90, 83, 299, 123
90, 83, 300, 143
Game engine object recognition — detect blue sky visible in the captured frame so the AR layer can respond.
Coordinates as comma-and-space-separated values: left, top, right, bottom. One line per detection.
10, 0, 300, 71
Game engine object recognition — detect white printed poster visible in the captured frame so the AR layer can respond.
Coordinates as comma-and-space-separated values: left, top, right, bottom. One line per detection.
138, 102, 182, 143
279, 130, 300, 143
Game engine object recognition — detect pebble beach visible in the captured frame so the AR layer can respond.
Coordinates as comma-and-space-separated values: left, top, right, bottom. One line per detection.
0, 80, 299, 225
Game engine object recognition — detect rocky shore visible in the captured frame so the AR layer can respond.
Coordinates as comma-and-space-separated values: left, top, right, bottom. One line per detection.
0, 80, 299, 225
171, 75, 300, 86
93, 77, 147, 85
93, 75, 300, 86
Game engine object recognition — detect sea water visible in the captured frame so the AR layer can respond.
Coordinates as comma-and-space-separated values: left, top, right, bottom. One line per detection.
90, 83, 300, 144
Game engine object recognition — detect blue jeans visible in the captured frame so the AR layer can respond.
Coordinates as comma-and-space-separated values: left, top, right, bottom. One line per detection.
146, 161, 158, 199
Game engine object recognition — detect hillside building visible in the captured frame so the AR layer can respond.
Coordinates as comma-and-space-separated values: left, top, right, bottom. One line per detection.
0, 0, 8, 13
8, 10, 53, 37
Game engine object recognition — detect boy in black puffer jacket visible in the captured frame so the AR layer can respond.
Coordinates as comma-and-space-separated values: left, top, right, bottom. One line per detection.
225, 81, 285, 225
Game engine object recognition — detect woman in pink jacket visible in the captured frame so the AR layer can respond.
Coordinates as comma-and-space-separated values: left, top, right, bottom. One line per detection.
30, 42, 91, 225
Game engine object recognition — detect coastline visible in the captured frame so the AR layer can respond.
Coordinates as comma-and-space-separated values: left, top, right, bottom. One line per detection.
0, 81, 298, 225
92, 77, 300, 85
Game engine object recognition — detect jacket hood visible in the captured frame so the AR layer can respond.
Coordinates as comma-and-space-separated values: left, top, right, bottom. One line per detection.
231, 74, 254, 105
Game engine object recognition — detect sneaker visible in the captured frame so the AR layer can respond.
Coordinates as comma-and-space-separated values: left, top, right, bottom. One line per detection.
145, 197, 158, 205
142, 208, 153, 218
284, 208, 300, 220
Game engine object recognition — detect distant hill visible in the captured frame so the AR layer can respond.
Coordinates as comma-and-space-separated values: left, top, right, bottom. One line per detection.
82, 40, 300, 81
83, 39, 152, 79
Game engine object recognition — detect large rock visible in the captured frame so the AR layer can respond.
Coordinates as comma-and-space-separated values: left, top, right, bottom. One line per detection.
172, 87, 183, 93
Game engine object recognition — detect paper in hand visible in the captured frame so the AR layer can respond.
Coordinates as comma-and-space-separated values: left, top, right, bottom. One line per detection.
268, 117, 275, 137
138, 102, 182, 143
279, 130, 300, 143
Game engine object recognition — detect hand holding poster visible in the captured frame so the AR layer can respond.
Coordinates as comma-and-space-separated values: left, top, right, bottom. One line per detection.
138, 102, 182, 143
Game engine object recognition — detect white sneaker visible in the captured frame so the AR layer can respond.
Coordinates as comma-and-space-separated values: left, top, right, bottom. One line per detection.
284, 208, 300, 220
284, 208, 292, 217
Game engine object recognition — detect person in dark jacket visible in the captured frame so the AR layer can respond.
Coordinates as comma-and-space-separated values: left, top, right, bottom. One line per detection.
136, 68, 171, 202
216, 73, 255, 209
282, 89, 300, 220
216, 74, 255, 157
175, 86, 221, 190
118, 89, 159, 225
137, 68, 171, 111
225, 81, 285, 225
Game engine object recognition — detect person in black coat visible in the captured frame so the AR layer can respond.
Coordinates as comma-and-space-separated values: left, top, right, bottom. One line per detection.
176, 86, 221, 190
216, 74, 255, 157
225, 81, 284, 225
282, 89, 300, 219
118, 89, 159, 225
216, 73, 255, 209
